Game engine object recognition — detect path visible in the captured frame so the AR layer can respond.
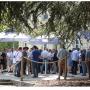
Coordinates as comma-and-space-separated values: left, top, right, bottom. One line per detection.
0, 72, 89, 86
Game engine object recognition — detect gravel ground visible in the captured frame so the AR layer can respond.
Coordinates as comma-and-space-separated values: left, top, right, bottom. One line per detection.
29, 79, 90, 87
0, 72, 90, 87
0, 79, 90, 87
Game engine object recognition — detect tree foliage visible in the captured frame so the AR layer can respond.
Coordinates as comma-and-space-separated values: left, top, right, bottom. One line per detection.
1, 1, 90, 47
0, 42, 18, 50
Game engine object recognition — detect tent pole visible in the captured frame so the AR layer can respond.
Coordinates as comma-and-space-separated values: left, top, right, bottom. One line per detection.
44, 44, 47, 75
13, 41, 14, 49
64, 56, 67, 80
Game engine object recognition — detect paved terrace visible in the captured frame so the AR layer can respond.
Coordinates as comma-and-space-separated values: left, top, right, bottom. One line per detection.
0, 72, 89, 80
0, 72, 89, 86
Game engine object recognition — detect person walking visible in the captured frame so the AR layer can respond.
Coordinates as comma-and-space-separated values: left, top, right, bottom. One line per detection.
57, 45, 67, 80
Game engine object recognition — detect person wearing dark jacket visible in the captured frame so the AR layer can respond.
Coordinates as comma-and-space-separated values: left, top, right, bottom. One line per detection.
22, 47, 28, 75
51, 49, 58, 74
0, 49, 7, 70
80, 49, 87, 76
86, 47, 90, 79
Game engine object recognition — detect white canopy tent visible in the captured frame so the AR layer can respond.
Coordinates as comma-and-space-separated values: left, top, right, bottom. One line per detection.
30, 38, 48, 45
30, 37, 60, 45
0, 32, 60, 44
48, 37, 60, 44
0, 32, 32, 48
0, 32, 31, 42
0, 32, 60, 49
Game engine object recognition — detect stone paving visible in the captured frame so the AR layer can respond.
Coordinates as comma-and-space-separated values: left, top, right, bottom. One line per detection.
0, 72, 88, 87
0, 72, 89, 86
0, 72, 89, 81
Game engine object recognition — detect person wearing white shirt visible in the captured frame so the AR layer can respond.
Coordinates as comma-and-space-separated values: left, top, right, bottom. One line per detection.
15, 50, 22, 62
48, 50, 54, 61
71, 50, 79, 62
28, 51, 33, 59
41, 48, 49, 74
7, 49, 13, 72
41, 49, 49, 59
13, 49, 18, 64
71, 48, 79, 75
14, 47, 22, 77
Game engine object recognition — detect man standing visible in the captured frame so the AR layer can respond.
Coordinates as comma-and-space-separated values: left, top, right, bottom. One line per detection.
1, 48, 7, 71
22, 47, 28, 75
86, 47, 90, 79
71, 48, 79, 75
51, 49, 58, 74
41, 48, 49, 74
57, 45, 67, 80
32, 46, 40, 78
7, 48, 13, 72
80, 49, 87, 76
14, 47, 22, 77
28, 48, 34, 74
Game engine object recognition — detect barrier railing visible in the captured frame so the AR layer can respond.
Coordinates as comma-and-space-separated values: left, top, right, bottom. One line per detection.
1, 57, 90, 81
21, 57, 90, 81
0, 61, 20, 73
21, 56, 23, 81
20, 57, 67, 81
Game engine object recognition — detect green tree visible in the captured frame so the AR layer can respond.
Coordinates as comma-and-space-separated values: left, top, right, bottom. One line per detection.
0, 42, 18, 50
1, 1, 90, 48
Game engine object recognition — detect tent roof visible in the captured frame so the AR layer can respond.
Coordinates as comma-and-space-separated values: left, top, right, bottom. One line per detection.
0, 32, 31, 42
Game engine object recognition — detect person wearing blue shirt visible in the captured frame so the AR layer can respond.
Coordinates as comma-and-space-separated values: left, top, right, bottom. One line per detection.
32, 46, 40, 78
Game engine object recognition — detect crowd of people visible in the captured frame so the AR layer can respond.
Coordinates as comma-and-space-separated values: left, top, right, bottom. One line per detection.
57, 45, 90, 80
0, 46, 58, 77
0, 45, 90, 79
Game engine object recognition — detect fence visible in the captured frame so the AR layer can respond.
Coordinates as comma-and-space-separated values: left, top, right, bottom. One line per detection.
1, 57, 90, 81
20, 56, 67, 81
